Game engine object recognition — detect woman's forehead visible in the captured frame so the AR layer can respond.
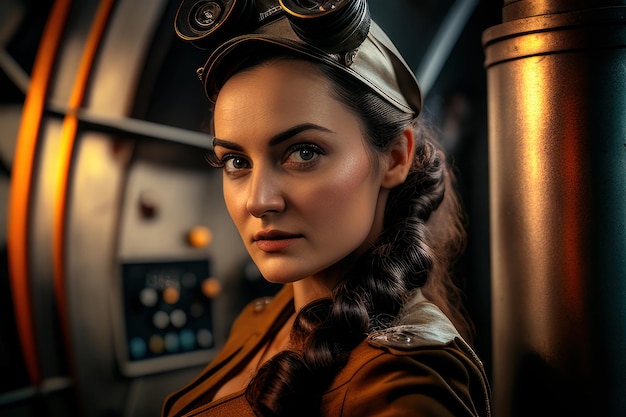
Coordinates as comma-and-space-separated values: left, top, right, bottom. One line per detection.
214, 61, 341, 130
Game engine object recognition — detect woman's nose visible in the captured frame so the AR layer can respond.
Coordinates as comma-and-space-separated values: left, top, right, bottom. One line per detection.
245, 169, 285, 218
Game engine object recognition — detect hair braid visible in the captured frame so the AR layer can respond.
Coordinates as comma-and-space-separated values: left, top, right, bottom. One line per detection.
244, 55, 468, 416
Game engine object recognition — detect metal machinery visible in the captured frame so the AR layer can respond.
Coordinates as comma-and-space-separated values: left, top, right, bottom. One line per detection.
483, 1, 626, 416
3, 1, 260, 415
0, 0, 496, 416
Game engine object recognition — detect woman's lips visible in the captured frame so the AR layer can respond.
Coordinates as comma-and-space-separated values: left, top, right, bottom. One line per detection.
253, 230, 302, 252
255, 238, 300, 252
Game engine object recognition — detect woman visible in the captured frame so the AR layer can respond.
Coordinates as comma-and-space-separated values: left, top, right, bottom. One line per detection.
163, 2, 491, 416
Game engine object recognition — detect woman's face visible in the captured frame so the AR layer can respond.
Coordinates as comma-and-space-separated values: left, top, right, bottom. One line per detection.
212, 59, 389, 285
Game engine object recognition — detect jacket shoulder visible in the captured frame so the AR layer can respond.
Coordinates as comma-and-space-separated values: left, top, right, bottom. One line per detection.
367, 300, 460, 351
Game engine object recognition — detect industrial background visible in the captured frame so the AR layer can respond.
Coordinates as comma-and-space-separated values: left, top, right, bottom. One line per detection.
1, 0, 624, 416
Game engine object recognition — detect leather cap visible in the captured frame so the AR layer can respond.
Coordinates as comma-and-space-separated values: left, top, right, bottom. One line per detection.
199, 15, 422, 116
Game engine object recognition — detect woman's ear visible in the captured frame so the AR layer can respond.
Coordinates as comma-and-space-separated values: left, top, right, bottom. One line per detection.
381, 127, 415, 188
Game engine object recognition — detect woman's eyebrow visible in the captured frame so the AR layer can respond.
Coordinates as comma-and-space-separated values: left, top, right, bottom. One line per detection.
213, 123, 333, 150
268, 123, 333, 146
212, 138, 242, 151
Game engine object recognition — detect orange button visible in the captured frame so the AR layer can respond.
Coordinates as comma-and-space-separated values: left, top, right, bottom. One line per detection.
163, 287, 180, 304
149, 335, 164, 354
187, 226, 213, 248
201, 277, 222, 299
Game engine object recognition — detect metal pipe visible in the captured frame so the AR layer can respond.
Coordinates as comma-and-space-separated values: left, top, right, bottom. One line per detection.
483, 1, 626, 416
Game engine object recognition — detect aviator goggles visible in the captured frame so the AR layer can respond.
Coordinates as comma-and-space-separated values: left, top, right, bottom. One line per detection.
175, 0, 422, 115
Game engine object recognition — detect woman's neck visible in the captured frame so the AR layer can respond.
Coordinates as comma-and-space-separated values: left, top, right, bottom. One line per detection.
291, 255, 356, 311
292, 278, 334, 311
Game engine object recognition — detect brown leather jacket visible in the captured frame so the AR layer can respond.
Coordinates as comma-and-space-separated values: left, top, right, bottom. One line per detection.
162, 285, 491, 417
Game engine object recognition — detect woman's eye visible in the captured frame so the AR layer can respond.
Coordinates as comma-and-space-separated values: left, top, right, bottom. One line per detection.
286, 144, 323, 165
222, 155, 251, 173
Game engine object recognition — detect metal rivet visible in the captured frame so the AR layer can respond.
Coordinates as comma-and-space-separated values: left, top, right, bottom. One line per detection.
253, 297, 272, 312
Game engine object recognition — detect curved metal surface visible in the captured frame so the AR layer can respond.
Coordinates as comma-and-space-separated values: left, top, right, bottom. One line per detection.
52, 0, 115, 381
62, 1, 170, 415
7, 0, 71, 386
484, 2, 626, 416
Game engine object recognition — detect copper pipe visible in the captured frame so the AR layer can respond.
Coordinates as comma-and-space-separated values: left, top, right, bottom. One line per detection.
483, 1, 626, 416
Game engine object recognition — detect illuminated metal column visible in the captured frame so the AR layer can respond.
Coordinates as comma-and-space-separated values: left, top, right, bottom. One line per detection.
483, 1, 626, 416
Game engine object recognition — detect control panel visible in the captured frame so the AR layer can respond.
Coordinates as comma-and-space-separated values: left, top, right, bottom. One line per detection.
116, 259, 220, 377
